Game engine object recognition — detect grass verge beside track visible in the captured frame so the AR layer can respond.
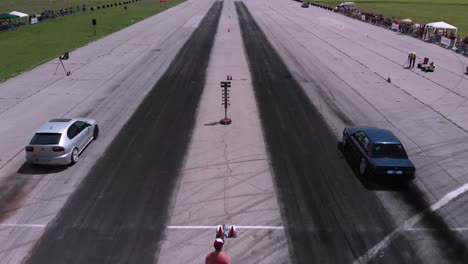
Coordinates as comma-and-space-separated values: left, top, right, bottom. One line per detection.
0, 0, 185, 82
313, 0, 468, 37
0, 0, 114, 14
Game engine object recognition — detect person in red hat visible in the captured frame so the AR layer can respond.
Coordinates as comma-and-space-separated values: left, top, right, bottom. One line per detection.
205, 238, 230, 264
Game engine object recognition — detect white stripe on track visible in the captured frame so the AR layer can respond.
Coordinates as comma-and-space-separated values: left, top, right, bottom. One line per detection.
405, 227, 468, 232
167, 226, 216, 229
353, 182, 468, 264
0, 223, 46, 228
167, 225, 284, 230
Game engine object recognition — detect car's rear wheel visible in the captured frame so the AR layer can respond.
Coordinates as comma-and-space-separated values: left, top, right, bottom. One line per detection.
70, 148, 79, 165
93, 125, 99, 139
342, 136, 348, 148
359, 158, 367, 176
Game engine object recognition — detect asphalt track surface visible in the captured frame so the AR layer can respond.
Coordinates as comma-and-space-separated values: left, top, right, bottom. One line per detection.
22, 2, 222, 263
242, 1, 468, 263
1, 0, 467, 263
236, 2, 419, 263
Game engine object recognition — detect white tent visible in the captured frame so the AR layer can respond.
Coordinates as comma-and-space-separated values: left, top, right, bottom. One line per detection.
423, 21, 458, 47
426, 21, 457, 33
9, 11, 28, 19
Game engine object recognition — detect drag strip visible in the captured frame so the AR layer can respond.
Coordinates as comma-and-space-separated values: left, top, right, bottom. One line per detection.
23, 2, 222, 263
235, 2, 419, 263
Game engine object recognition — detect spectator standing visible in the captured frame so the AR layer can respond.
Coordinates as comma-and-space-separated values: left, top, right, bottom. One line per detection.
458, 39, 465, 53
449, 31, 456, 40
408, 52, 417, 68
206, 239, 230, 264
421, 24, 426, 39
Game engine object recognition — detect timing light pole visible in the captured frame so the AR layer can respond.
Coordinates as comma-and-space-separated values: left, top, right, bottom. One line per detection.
220, 80, 231, 125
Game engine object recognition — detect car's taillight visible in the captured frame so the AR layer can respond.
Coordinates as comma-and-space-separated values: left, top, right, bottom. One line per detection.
52, 146, 65, 152
25, 146, 34, 152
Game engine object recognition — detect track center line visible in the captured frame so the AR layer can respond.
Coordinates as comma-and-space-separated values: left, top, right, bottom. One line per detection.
353, 182, 468, 264
167, 225, 284, 230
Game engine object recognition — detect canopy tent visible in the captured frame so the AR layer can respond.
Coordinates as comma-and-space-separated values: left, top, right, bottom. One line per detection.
0, 13, 19, 19
423, 21, 458, 47
9, 11, 28, 18
400, 18, 414, 24
426, 21, 457, 30
426, 21, 457, 33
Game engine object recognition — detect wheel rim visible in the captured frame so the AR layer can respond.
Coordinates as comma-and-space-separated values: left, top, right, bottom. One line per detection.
359, 159, 366, 175
72, 149, 78, 162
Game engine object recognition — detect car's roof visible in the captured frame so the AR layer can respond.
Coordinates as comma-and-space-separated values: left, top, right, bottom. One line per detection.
349, 126, 401, 144
36, 119, 74, 134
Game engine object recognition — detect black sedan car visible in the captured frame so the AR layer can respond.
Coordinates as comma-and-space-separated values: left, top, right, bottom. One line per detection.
301, 2, 309, 8
341, 126, 415, 180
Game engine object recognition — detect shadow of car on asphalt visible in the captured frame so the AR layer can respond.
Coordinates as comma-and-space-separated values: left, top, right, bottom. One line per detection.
17, 162, 68, 175
337, 142, 410, 191
204, 121, 221, 126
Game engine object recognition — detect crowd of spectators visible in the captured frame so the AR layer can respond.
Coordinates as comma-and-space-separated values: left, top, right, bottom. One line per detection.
0, 5, 87, 32
1, 0, 140, 33
35, 5, 87, 23
0, 19, 24, 32
327, 2, 468, 55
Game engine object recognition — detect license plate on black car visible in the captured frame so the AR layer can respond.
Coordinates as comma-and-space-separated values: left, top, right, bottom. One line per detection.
387, 170, 403, 175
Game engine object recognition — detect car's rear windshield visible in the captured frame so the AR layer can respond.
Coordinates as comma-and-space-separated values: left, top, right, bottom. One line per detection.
30, 133, 62, 145
372, 143, 408, 159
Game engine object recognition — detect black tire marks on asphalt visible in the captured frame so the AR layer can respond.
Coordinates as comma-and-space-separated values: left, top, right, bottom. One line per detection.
235, 2, 419, 263
23, 2, 223, 263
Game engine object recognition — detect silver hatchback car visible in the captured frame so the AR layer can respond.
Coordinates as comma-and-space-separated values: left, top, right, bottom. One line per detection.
25, 118, 99, 165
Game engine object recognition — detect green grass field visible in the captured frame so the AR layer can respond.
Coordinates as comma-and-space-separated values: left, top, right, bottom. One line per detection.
0, 0, 185, 82
315, 0, 468, 37
1, 0, 131, 14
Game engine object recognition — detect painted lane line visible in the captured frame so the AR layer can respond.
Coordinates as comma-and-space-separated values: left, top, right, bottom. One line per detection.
234, 226, 284, 230
405, 227, 468, 232
353, 182, 468, 264
167, 225, 284, 230
0, 223, 46, 228
167, 226, 216, 229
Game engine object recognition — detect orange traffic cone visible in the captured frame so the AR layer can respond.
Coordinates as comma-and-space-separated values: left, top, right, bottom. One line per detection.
228, 225, 236, 238
216, 226, 224, 238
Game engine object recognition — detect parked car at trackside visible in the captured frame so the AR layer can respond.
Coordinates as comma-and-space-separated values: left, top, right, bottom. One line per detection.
25, 118, 99, 165
341, 126, 415, 180
301, 2, 309, 8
